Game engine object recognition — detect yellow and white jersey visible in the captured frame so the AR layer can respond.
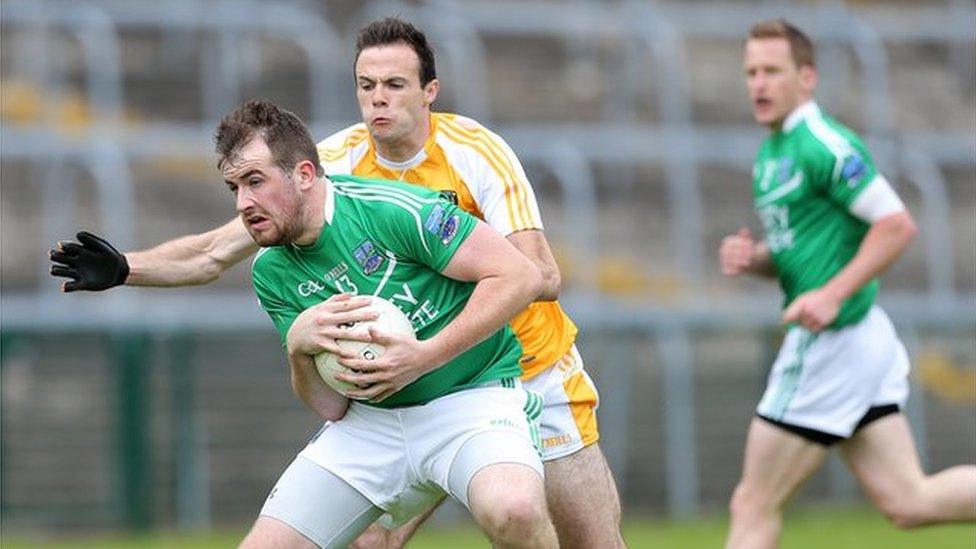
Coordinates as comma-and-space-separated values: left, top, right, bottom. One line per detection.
316, 112, 577, 379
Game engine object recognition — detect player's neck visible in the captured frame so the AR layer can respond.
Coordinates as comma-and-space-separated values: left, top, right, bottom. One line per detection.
293, 179, 328, 246
374, 113, 431, 163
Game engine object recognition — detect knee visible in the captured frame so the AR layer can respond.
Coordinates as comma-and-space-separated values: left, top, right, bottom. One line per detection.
478, 492, 551, 540
875, 496, 926, 529
729, 482, 776, 520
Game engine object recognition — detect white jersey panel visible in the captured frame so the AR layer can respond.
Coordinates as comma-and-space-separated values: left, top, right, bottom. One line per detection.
317, 123, 370, 175
438, 116, 544, 235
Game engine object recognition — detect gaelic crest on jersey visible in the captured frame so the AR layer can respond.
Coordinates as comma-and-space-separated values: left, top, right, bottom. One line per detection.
439, 215, 460, 244
840, 153, 866, 187
353, 240, 385, 275
424, 204, 461, 245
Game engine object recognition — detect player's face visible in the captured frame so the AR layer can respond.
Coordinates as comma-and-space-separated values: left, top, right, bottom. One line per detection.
355, 43, 439, 152
743, 38, 814, 129
222, 138, 306, 247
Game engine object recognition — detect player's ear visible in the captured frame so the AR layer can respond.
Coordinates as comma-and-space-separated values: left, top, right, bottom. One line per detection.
294, 160, 318, 189
798, 64, 817, 94
423, 78, 439, 107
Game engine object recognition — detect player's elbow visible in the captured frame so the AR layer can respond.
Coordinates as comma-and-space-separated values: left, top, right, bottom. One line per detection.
316, 402, 347, 422
898, 213, 918, 242
196, 258, 225, 284
536, 264, 561, 301
880, 211, 918, 247
521, 263, 545, 305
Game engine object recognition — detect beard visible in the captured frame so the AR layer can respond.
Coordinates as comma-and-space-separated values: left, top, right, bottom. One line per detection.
244, 187, 308, 247
246, 217, 305, 247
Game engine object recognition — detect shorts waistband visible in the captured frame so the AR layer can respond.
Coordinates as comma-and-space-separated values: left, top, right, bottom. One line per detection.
476, 377, 522, 390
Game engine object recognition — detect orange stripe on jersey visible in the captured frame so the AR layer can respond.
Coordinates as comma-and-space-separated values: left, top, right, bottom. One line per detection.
450, 121, 533, 228
438, 121, 521, 229
439, 119, 535, 231
440, 119, 535, 230
319, 128, 369, 162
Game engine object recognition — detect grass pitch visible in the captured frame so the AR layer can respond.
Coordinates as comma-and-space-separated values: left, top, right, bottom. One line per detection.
3, 506, 973, 548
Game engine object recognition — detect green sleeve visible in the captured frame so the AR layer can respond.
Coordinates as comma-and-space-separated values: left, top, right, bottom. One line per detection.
829, 137, 879, 207
380, 198, 478, 272
806, 133, 879, 208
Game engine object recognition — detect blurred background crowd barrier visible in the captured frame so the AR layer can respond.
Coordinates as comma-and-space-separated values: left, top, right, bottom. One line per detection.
1, 0, 973, 534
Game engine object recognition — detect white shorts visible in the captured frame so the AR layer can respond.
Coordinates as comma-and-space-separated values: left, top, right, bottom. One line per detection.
757, 306, 910, 439
524, 344, 601, 461
274, 380, 544, 529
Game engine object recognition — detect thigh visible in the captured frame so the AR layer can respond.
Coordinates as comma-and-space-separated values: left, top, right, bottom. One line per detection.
445, 427, 545, 509
737, 417, 829, 507
543, 443, 622, 547
525, 345, 601, 461
405, 382, 545, 509
258, 456, 384, 549
299, 404, 410, 522
839, 413, 924, 502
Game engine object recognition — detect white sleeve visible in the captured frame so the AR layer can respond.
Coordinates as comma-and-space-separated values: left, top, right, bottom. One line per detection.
848, 175, 906, 223
477, 132, 544, 234
437, 119, 544, 235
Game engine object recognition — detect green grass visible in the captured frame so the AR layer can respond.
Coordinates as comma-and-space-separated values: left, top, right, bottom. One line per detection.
3, 506, 973, 548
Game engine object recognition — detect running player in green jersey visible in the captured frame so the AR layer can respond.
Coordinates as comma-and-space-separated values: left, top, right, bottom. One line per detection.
719, 19, 976, 549
217, 100, 557, 548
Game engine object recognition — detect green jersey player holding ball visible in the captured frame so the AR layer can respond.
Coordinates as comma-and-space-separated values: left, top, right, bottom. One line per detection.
720, 19, 976, 549
217, 100, 557, 549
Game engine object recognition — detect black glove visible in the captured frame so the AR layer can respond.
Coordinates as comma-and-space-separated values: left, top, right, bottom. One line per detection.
49, 231, 130, 292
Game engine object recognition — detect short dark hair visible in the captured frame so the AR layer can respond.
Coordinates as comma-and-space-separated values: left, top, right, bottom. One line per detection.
355, 17, 436, 86
214, 100, 323, 177
748, 19, 816, 68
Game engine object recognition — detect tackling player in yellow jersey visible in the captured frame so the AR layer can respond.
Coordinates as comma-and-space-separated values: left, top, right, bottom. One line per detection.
50, 17, 624, 549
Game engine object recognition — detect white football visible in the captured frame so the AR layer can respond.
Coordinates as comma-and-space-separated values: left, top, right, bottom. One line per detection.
313, 296, 415, 397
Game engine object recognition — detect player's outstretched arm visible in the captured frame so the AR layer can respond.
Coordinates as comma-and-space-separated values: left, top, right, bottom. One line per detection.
49, 217, 256, 290
49, 231, 131, 292
125, 217, 258, 286
507, 229, 561, 301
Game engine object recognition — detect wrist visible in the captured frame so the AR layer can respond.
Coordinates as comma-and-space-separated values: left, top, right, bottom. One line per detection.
820, 282, 848, 304
117, 254, 131, 286
419, 338, 448, 372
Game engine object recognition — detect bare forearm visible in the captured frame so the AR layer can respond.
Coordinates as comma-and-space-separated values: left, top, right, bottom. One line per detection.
507, 230, 561, 301
125, 218, 257, 286
822, 212, 916, 301
288, 351, 348, 421
425, 273, 540, 369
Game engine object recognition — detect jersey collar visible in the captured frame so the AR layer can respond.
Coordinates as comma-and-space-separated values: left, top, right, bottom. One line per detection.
782, 100, 820, 133
375, 146, 427, 171
324, 178, 335, 225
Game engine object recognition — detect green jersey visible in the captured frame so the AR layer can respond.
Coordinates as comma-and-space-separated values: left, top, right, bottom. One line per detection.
251, 174, 523, 408
753, 102, 880, 328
